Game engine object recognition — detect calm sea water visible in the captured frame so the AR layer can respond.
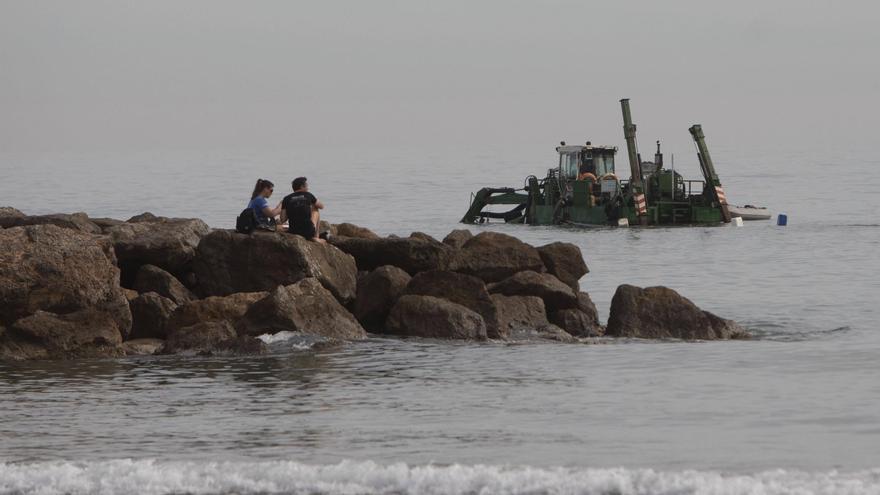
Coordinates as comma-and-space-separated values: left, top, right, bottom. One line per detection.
1, 145, 879, 494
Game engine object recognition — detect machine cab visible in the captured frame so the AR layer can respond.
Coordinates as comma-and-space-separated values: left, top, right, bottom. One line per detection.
556, 142, 617, 180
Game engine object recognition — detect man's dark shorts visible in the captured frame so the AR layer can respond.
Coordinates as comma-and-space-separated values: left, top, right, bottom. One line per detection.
289, 223, 316, 240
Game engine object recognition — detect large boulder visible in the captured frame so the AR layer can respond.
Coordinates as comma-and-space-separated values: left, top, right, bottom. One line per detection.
404, 270, 501, 339
352, 265, 411, 331
166, 291, 267, 335
385, 295, 487, 340
238, 279, 367, 340
450, 231, 545, 282
549, 292, 604, 337
134, 264, 195, 305
489, 271, 577, 311
330, 236, 454, 275
163, 321, 266, 356
0, 225, 131, 335
0, 310, 124, 360
537, 242, 589, 291
106, 217, 211, 284
0, 207, 25, 227
193, 230, 357, 303
129, 292, 177, 340
334, 223, 379, 239
605, 285, 750, 340
442, 229, 473, 249
490, 294, 549, 339
0, 211, 102, 234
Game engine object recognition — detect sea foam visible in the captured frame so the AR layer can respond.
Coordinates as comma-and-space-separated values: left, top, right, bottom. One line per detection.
1, 459, 879, 495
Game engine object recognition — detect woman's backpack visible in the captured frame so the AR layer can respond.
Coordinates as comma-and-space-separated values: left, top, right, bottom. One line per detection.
235, 208, 258, 234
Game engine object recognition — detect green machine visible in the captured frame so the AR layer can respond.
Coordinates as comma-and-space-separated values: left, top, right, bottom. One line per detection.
461, 99, 732, 226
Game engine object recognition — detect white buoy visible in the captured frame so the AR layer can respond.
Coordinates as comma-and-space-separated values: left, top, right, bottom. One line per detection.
617, 218, 629, 227
732, 217, 744, 227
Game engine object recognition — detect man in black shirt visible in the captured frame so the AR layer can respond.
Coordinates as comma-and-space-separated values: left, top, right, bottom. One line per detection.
281, 176, 325, 243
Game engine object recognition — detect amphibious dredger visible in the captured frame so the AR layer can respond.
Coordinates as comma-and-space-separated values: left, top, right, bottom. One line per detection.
461, 99, 733, 226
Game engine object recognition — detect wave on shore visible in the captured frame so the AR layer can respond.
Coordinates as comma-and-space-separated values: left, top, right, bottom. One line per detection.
1, 459, 879, 495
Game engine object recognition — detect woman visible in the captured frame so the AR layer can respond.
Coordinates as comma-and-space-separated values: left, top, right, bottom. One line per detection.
247, 179, 283, 229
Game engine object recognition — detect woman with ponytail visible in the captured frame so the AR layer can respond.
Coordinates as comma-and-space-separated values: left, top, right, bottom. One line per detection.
247, 179, 283, 229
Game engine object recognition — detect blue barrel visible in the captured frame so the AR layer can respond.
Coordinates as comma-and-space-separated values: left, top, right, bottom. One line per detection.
777, 214, 788, 226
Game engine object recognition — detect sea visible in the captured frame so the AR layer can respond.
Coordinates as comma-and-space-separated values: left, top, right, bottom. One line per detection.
1, 144, 879, 495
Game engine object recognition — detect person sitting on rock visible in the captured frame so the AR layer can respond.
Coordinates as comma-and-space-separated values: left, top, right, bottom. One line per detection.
280, 176, 325, 243
248, 179, 283, 230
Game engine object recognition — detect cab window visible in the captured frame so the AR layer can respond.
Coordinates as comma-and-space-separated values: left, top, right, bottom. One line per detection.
559, 152, 579, 179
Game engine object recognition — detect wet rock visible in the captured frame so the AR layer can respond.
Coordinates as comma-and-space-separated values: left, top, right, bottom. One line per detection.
166, 291, 267, 335
107, 217, 211, 285
451, 232, 545, 282
537, 242, 589, 291
0, 212, 102, 234
1, 310, 124, 360
488, 271, 577, 311
193, 230, 357, 303
549, 308, 603, 337
330, 236, 454, 275
129, 292, 177, 340
164, 320, 234, 354
507, 324, 578, 343
334, 222, 380, 239
491, 294, 549, 339
605, 284, 750, 340
442, 229, 473, 249
352, 265, 411, 331
122, 338, 164, 356
134, 264, 195, 305
238, 279, 367, 340
386, 295, 487, 340
404, 270, 501, 339
0, 225, 131, 335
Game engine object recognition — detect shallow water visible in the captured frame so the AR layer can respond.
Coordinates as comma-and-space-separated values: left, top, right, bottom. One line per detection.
1, 145, 879, 494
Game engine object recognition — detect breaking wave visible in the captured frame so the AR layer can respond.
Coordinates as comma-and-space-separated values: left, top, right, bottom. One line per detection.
1, 459, 879, 495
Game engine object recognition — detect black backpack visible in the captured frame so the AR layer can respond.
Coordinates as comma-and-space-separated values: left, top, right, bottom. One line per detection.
235, 208, 258, 234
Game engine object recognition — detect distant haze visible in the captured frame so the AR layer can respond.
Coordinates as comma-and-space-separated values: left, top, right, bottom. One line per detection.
2, 0, 878, 154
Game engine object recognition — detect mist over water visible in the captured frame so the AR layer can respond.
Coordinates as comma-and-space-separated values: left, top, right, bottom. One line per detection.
3, 1, 880, 493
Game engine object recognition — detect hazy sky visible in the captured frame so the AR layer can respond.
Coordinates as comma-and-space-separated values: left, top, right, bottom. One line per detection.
2, 0, 878, 153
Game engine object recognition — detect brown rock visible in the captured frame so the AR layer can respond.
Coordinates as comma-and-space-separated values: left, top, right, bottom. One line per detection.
330, 236, 454, 275
166, 291, 267, 335
451, 231, 545, 282
0, 207, 25, 227
238, 279, 367, 340
491, 294, 549, 338
127, 212, 160, 223
193, 230, 357, 303
163, 320, 236, 353
409, 232, 439, 243
442, 229, 473, 249
122, 338, 164, 356
537, 242, 589, 291
129, 292, 177, 340
90, 217, 125, 233
134, 264, 195, 305
335, 223, 380, 239
107, 217, 211, 284
507, 323, 578, 343
0, 225, 131, 335
123, 289, 140, 302
319, 220, 338, 237
0, 212, 101, 234
549, 308, 603, 337
488, 271, 577, 311
386, 295, 487, 340
352, 265, 411, 331
1, 309, 124, 360
404, 270, 501, 339
605, 284, 750, 340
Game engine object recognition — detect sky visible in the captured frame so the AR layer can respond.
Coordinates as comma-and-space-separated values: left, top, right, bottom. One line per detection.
2, 0, 879, 154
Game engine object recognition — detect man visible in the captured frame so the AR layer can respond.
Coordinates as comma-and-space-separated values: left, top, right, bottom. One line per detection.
280, 176, 325, 243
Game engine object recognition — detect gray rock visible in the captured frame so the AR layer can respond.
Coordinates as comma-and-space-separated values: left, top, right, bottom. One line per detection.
134, 264, 195, 305
605, 284, 750, 340
404, 270, 501, 339
0, 212, 101, 234
488, 270, 577, 311
386, 295, 487, 340
129, 292, 177, 340
193, 230, 358, 303
238, 279, 367, 340
442, 229, 473, 249
107, 217, 211, 284
537, 242, 589, 291
1, 309, 124, 360
450, 231, 545, 282
166, 291, 267, 335
330, 236, 454, 275
491, 294, 549, 339
352, 265, 411, 331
